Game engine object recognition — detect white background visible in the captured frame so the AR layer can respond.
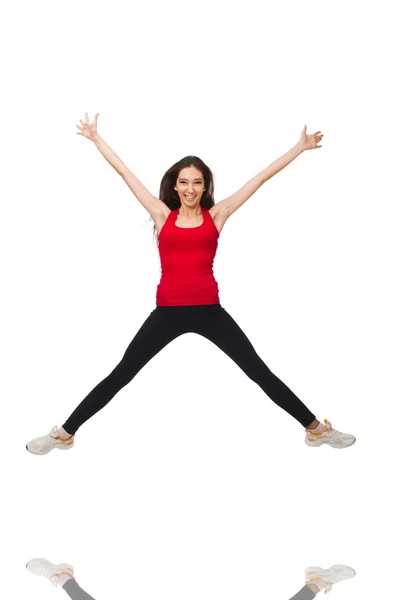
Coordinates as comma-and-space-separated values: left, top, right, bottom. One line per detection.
1, 0, 396, 599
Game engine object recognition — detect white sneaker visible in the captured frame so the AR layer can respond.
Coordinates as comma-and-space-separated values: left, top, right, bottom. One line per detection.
305, 564, 356, 594
26, 558, 74, 587
305, 419, 356, 449
26, 426, 74, 455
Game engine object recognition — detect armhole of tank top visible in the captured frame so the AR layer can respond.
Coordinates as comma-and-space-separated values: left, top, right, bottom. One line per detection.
206, 207, 220, 237
158, 209, 174, 238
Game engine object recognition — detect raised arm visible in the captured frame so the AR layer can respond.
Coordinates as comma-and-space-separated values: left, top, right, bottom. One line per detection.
217, 125, 323, 219
76, 113, 166, 218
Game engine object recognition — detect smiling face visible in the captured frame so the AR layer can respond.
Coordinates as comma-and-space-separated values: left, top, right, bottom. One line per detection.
174, 166, 206, 209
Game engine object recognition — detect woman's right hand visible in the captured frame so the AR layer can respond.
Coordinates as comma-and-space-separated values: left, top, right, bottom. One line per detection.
76, 112, 100, 141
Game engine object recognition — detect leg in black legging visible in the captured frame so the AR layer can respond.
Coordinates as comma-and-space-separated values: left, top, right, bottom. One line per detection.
63, 578, 96, 600
62, 577, 317, 600
289, 585, 316, 600
196, 306, 316, 427
62, 308, 186, 434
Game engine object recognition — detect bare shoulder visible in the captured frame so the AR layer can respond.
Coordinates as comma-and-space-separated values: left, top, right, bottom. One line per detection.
153, 201, 172, 237
158, 202, 171, 218
209, 199, 230, 217
209, 201, 229, 235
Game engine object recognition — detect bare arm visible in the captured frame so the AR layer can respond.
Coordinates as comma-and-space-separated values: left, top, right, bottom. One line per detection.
216, 125, 323, 219
76, 113, 165, 217
92, 133, 163, 214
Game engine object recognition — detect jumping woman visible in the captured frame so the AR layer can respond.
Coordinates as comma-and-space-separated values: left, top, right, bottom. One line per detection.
26, 114, 355, 454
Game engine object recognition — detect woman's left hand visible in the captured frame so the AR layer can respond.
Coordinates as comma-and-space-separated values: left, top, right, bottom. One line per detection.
299, 125, 323, 151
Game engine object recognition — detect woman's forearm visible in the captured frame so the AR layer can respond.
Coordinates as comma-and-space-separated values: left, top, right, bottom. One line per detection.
91, 133, 128, 176
90, 132, 159, 208
223, 142, 305, 214
261, 141, 304, 183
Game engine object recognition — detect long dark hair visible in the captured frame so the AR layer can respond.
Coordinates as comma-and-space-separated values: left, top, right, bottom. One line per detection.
149, 155, 216, 244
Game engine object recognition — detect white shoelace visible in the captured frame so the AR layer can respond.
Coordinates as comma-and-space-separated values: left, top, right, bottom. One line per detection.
328, 429, 345, 438
37, 435, 53, 448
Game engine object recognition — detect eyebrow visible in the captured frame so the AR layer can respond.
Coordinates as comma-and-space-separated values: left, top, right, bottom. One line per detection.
178, 177, 203, 181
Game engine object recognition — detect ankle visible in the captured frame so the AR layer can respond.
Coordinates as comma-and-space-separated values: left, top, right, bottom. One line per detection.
58, 572, 73, 587
57, 426, 73, 440
307, 578, 326, 593
306, 422, 326, 434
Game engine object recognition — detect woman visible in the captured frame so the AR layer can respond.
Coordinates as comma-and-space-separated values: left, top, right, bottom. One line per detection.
26, 557, 356, 598
26, 114, 355, 454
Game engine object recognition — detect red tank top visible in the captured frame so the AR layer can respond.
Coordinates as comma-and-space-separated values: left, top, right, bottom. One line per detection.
156, 207, 220, 306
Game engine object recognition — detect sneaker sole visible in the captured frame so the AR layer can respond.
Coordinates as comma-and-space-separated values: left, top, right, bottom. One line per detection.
305, 437, 356, 449
26, 442, 74, 455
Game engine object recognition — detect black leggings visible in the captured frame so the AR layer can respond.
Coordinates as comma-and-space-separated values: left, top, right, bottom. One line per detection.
63, 579, 95, 600
62, 305, 316, 435
62, 578, 316, 600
